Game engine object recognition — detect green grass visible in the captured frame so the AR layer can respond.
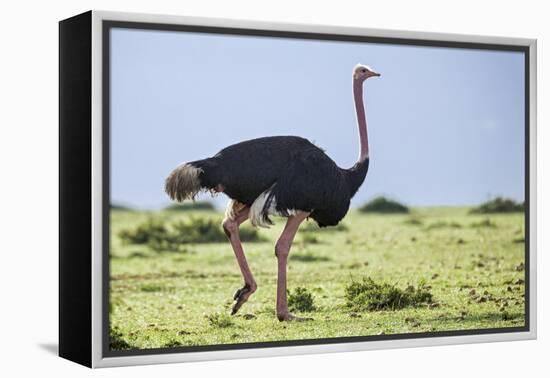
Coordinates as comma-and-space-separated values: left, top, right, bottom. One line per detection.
109, 207, 526, 350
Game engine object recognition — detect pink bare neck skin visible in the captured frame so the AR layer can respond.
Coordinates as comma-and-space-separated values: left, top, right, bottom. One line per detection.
353, 78, 369, 162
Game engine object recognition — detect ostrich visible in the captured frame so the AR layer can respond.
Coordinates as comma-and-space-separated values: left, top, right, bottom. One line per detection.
165, 64, 380, 321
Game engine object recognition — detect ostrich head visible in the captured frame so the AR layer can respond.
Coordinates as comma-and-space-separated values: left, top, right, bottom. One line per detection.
353, 64, 381, 82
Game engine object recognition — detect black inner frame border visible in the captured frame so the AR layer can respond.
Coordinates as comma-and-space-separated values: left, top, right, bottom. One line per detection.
102, 20, 531, 358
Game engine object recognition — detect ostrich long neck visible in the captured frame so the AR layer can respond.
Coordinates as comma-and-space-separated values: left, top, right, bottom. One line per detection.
353, 79, 369, 162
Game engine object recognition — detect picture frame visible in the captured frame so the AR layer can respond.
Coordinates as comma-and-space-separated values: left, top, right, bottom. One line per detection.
59, 10, 537, 368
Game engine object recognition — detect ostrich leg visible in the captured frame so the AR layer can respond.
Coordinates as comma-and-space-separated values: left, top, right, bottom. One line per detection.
222, 204, 256, 315
275, 211, 311, 321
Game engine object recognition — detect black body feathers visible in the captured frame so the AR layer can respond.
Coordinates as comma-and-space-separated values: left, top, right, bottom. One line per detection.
176, 136, 369, 227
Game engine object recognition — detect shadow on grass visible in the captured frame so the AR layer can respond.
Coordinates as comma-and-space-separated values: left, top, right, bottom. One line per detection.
110, 326, 135, 351
424, 311, 525, 324
290, 253, 331, 262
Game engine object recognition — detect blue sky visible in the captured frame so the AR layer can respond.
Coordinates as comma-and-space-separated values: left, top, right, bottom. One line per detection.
110, 28, 525, 210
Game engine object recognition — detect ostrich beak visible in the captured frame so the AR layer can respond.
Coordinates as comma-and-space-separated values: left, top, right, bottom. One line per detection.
366, 70, 380, 78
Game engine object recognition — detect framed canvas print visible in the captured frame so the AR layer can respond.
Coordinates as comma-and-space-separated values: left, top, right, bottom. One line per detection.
59, 10, 537, 368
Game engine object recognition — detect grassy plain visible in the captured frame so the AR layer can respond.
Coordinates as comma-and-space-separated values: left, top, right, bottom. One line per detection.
109, 207, 526, 351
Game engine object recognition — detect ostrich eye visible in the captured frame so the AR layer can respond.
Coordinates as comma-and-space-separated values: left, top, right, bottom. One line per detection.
361, 69, 367, 73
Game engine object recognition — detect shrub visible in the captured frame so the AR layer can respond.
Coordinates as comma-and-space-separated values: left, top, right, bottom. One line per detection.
118, 216, 264, 253
171, 217, 226, 243
147, 238, 186, 253
359, 196, 409, 214
118, 218, 168, 245
171, 217, 264, 243
301, 222, 349, 233
239, 226, 264, 242
288, 287, 316, 312
164, 201, 215, 211
470, 197, 524, 214
345, 277, 433, 311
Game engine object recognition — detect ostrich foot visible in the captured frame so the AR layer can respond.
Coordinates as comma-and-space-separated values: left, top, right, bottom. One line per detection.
231, 283, 256, 315
277, 312, 314, 322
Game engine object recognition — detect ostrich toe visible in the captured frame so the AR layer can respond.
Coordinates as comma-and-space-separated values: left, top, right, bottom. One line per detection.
231, 284, 255, 315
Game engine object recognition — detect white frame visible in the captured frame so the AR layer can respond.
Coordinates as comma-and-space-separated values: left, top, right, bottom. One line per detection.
90, 10, 537, 368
